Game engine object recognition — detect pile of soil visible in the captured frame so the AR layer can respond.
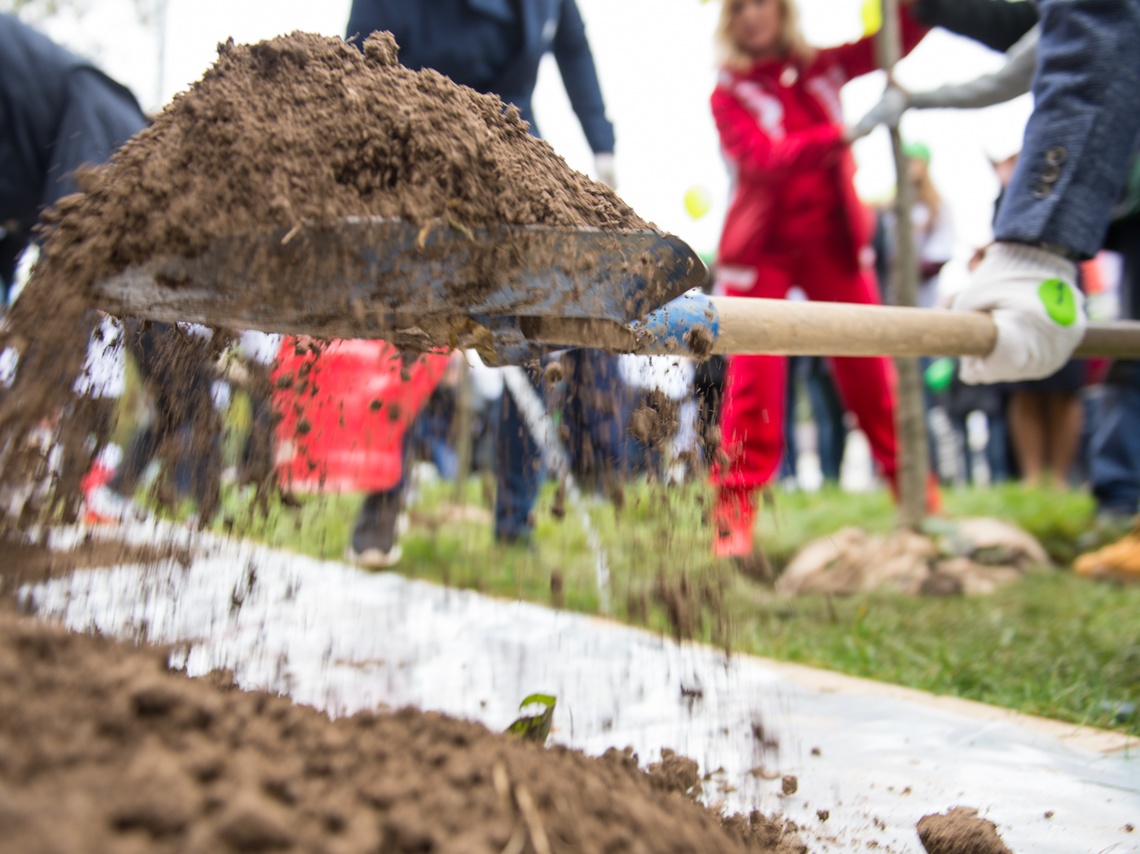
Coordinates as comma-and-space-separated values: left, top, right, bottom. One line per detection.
775, 518, 1050, 597
0, 605, 806, 853
0, 30, 648, 529
43, 30, 642, 292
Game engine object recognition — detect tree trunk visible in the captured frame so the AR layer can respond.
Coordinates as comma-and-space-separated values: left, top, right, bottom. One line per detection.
876, 0, 930, 530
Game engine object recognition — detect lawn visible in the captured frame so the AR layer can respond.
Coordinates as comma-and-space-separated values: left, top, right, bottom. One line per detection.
220, 474, 1140, 735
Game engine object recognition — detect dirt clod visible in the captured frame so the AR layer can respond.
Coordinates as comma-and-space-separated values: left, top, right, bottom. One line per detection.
781, 775, 798, 796
917, 807, 1012, 854
647, 748, 702, 797
684, 325, 715, 359
542, 361, 565, 386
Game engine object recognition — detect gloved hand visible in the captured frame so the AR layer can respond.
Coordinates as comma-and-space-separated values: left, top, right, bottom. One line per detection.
953, 242, 1085, 385
846, 85, 909, 143
594, 152, 616, 189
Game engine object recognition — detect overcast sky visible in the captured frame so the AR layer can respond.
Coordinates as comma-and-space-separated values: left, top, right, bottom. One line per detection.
27, 0, 1034, 295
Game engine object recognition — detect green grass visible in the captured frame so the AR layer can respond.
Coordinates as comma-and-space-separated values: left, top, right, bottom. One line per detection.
216, 474, 1140, 734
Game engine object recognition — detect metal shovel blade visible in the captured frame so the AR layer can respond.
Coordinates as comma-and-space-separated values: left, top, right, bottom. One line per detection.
91, 217, 707, 344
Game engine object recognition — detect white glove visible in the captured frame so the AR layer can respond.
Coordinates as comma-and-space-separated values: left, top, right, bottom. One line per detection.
847, 86, 909, 142
594, 152, 616, 189
953, 242, 1085, 385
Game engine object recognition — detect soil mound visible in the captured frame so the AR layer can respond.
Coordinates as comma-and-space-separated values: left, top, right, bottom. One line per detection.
0, 606, 804, 853
776, 518, 1050, 597
38, 30, 643, 296
916, 807, 1012, 854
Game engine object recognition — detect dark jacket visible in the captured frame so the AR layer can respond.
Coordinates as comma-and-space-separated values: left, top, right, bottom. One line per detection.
346, 0, 614, 152
914, 0, 1038, 52
0, 14, 145, 293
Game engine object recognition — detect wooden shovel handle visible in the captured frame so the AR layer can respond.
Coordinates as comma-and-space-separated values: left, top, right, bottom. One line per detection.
709, 296, 1140, 359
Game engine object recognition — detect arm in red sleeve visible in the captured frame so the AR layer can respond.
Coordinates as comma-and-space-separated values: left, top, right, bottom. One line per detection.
712, 87, 845, 177
819, 7, 931, 83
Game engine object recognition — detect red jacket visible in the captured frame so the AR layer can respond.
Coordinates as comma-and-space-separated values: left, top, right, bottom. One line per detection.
713, 16, 928, 273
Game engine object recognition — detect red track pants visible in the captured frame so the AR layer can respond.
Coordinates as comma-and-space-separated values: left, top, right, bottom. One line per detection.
714, 251, 899, 498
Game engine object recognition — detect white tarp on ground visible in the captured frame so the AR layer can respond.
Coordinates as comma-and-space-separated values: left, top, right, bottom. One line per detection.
21, 532, 1140, 853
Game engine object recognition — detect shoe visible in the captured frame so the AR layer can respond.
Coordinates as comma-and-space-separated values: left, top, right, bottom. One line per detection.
714, 488, 754, 559
83, 484, 135, 526
346, 489, 408, 569
1075, 532, 1140, 583
926, 474, 943, 515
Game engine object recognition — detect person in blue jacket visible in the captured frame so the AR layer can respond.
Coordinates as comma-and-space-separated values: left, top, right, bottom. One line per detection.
344, 0, 624, 565
0, 13, 145, 304
346, 0, 615, 169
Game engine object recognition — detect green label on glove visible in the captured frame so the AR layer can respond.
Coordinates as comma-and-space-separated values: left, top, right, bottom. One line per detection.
1038, 278, 1077, 327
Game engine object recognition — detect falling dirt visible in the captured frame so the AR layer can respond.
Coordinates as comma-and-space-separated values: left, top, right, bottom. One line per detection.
916, 807, 1012, 854
650, 569, 732, 645
0, 604, 806, 854
628, 389, 680, 453
683, 325, 715, 360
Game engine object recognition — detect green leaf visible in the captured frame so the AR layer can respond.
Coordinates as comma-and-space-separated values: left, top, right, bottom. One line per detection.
517, 693, 556, 712
506, 694, 556, 743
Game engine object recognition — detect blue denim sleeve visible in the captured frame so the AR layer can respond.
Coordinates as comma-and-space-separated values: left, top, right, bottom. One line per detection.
994, 0, 1140, 259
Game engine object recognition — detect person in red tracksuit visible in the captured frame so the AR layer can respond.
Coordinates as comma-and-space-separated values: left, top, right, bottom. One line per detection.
710, 0, 929, 559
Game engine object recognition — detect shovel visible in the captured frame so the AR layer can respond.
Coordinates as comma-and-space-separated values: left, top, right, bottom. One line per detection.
91, 218, 1140, 361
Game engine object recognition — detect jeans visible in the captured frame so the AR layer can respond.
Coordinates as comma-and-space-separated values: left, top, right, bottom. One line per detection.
1089, 373, 1140, 514
1090, 212, 1140, 513
493, 370, 543, 540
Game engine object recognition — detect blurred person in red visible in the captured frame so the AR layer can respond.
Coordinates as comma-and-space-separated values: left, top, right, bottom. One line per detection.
709, 0, 930, 559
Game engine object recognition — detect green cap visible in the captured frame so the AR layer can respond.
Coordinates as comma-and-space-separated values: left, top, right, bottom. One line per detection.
904, 141, 932, 164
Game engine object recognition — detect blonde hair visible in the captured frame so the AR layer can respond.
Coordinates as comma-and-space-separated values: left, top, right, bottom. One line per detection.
716, 0, 814, 70
912, 162, 942, 234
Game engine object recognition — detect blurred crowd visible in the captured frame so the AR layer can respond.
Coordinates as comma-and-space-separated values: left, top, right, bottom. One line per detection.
2, 0, 1139, 578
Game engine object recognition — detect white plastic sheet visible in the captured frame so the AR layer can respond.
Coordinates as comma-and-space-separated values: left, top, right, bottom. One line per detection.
22, 534, 1140, 853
